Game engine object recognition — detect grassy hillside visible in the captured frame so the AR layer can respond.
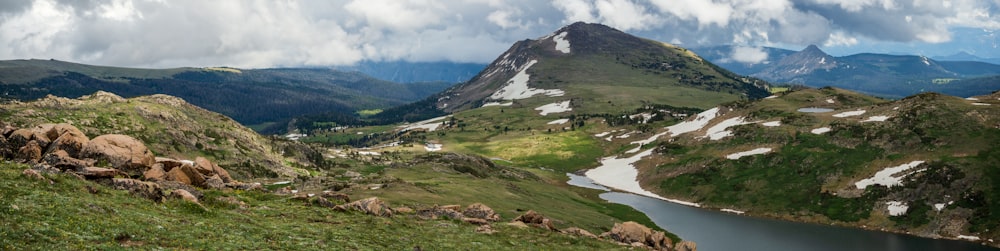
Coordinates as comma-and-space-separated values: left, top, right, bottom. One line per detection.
639, 88, 1000, 241
0, 161, 624, 250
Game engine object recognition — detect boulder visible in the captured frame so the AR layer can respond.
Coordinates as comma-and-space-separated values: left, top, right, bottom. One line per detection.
143, 163, 167, 181
45, 130, 89, 157
394, 207, 415, 214
512, 210, 556, 231
80, 134, 155, 177
1, 125, 16, 138
462, 217, 490, 225
675, 241, 697, 251
42, 150, 95, 171
17, 141, 43, 162
0, 136, 12, 159
602, 221, 673, 251
170, 189, 199, 204
165, 164, 206, 187
7, 129, 42, 151
561, 227, 598, 239
440, 204, 462, 211
155, 181, 202, 199
108, 178, 164, 202
204, 175, 225, 189
213, 164, 234, 183
312, 196, 336, 208
463, 203, 501, 222
155, 157, 185, 172
193, 157, 216, 176
475, 224, 496, 234
320, 191, 350, 203
21, 168, 49, 183
334, 197, 393, 217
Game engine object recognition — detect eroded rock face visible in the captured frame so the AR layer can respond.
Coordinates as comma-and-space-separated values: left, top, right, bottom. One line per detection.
80, 134, 155, 177
42, 150, 95, 171
165, 164, 205, 187
601, 221, 673, 251
46, 129, 90, 158
335, 197, 394, 217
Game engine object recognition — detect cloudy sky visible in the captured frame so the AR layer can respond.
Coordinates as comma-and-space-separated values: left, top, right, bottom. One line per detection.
1, 0, 997, 68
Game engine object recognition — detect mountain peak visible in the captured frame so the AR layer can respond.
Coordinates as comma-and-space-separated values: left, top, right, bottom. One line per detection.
801, 45, 827, 56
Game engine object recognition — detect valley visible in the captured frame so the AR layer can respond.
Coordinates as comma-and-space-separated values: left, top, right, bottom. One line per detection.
2, 20, 999, 251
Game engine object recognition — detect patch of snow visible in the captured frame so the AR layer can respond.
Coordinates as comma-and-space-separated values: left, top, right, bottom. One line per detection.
595, 132, 612, 137
667, 108, 720, 137
535, 101, 572, 115
861, 116, 890, 122
811, 127, 831, 134
720, 209, 745, 215
887, 201, 909, 216
833, 110, 867, 118
921, 56, 931, 66
552, 31, 571, 53
630, 113, 655, 123
972, 103, 991, 106
761, 121, 782, 127
764, 95, 778, 99
826, 98, 835, 104
481, 102, 513, 107
958, 235, 981, 241
726, 148, 772, 160
854, 161, 926, 189
966, 97, 980, 101
704, 117, 751, 140
271, 181, 292, 185
893, 107, 900, 110
399, 115, 451, 132
489, 60, 565, 100
616, 132, 633, 139
357, 151, 381, 156
934, 201, 954, 211
548, 119, 570, 125
585, 149, 701, 207
424, 143, 443, 152
180, 160, 195, 166
284, 133, 307, 141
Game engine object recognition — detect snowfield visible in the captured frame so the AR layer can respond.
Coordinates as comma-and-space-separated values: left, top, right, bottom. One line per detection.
935, 201, 953, 211
958, 235, 981, 241
765, 95, 778, 99
854, 161, 926, 189
972, 103, 991, 106
720, 209, 746, 215
826, 98, 836, 104
553, 31, 571, 53
811, 127, 831, 134
726, 148, 772, 160
399, 115, 450, 132
489, 60, 565, 100
761, 121, 782, 127
535, 101, 572, 115
704, 116, 751, 140
585, 149, 701, 207
833, 110, 867, 117
887, 201, 909, 216
481, 102, 513, 107
547, 118, 570, 125
861, 115, 890, 122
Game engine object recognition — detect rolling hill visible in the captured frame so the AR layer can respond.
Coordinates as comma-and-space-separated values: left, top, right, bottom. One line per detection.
0, 59, 453, 129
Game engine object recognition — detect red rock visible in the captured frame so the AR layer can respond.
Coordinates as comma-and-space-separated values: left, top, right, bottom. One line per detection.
143, 163, 167, 181
80, 134, 155, 177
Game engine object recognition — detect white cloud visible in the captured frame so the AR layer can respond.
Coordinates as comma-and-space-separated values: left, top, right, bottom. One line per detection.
729, 46, 769, 64
344, 0, 446, 31
552, 0, 597, 23
824, 31, 860, 46
649, 0, 733, 27
594, 0, 658, 31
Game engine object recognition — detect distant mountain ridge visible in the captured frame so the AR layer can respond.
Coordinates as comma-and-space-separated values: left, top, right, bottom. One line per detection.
0, 59, 452, 129
694, 45, 1000, 98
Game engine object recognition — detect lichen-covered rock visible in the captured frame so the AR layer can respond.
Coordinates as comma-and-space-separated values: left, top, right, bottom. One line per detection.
78, 166, 127, 178
17, 141, 43, 163
80, 134, 155, 177
561, 227, 598, 239
512, 210, 556, 231
165, 164, 205, 187
601, 221, 673, 251
170, 189, 199, 204
463, 203, 501, 222
108, 178, 164, 202
417, 205, 465, 220
45, 130, 90, 159
334, 197, 393, 217
143, 163, 167, 181
675, 241, 697, 251
42, 150, 95, 171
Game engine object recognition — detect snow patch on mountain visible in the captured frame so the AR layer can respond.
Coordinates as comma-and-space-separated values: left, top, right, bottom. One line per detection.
547, 118, 570, 125
704, 116, 752, 140
488, 60, 565, 100
761, 121, 782, 127
887, 201, 909, 216
481, 102, 513, 107
535, 100, 571, 115
399, 115, 450, 132
855, 160, 926, 189
553, 31, 571, 53
585, 149, 701, 207
833, 110, 867, 117
726, 148, 772, 160
811, 127, 831, 134
861, 115, 890, 122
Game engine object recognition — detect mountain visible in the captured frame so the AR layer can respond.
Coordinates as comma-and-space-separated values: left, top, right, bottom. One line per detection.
334, 61, 487, 83
371, 22, 770, 124
0, 91, 324, 179
747, 46, 1000, 98
689, 45, 798, 75
0, 59, 453, 128
934, 52, 1000, 65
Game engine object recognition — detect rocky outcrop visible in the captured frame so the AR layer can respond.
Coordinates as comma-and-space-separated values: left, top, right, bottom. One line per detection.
512, 210, 557, 231
417, 205, 465, 220
334, 197, 394, 217
80, 134, 155, 177
601, 221, 674, 251
463, 203, 501, 222
107, 178, 164, 202
561, 227, 598, 239
675, 241, 697, 251
170, 189, 199, 204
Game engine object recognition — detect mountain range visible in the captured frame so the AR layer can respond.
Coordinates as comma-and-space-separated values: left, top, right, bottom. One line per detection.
692, 45, 1000, 98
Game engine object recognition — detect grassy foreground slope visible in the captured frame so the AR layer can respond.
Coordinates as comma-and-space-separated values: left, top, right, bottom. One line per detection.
0, 161, 622, 250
